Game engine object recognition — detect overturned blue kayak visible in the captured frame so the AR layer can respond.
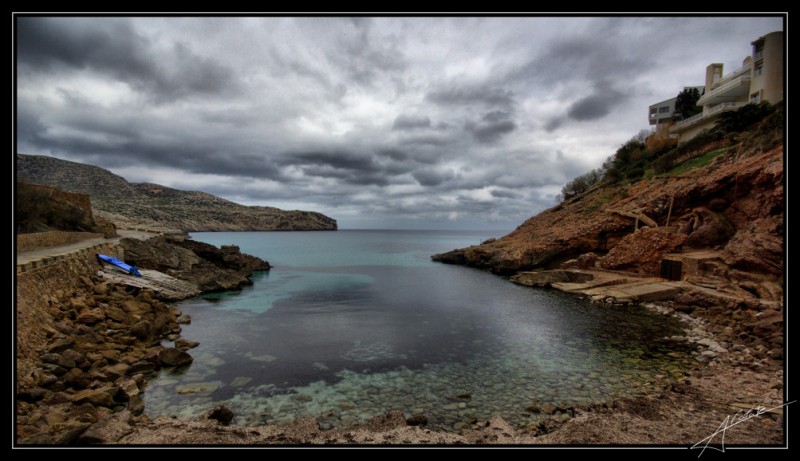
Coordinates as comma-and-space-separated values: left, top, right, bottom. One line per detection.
97, 254, 142, 277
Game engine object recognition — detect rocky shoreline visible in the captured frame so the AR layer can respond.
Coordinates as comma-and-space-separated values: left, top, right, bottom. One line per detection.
15, 231, 784, 446
16, 255, 784, 445
15, 235, 270, 444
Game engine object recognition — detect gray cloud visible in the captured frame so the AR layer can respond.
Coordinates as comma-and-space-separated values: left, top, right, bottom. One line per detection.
426, 86, 516, 111
465, 111, 517, 143
17, 17, 235, 100
392, 114, 431, 130
567, 82, 626, 121
15, 16, 784, 229
412, 168, 454, 187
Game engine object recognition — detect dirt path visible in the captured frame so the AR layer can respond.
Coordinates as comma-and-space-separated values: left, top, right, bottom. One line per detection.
15, 229, 157, 267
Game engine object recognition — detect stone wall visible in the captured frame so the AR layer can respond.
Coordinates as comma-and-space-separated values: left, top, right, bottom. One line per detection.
15, 242, 123, 381
17, 231, 104, 253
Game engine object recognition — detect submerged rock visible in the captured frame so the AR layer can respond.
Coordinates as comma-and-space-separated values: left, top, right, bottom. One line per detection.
159, 348, 193, 367
176, 382, 220, 395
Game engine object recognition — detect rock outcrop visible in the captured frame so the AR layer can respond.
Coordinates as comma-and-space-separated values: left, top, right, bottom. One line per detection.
433, 141, 783, 297
16, 182, 116, 237
120, 234, 270, 292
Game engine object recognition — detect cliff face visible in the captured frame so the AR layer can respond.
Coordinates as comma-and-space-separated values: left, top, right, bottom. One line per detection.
16, 154, 337, 232
433, 137, 784, 296
16, 182, 116, 237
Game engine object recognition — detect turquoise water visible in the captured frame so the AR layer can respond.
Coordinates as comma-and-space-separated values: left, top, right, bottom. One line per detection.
142, 230, 690, 431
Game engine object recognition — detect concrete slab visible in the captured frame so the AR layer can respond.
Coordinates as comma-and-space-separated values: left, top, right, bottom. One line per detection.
99, 268, 199, 300
583, 281, 682, 302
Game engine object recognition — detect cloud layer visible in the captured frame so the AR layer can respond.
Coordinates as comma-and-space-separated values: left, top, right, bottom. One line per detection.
16, 16, 783, 229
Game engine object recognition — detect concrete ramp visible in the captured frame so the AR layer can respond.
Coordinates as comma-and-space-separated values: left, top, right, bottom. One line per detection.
583, 281, 682, 303
98, 267, 199, 300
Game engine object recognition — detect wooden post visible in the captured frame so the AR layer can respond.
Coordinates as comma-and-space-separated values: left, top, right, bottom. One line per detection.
666, 194, 675, 227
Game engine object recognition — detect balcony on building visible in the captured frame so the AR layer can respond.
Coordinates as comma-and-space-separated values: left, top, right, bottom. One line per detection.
696, 62, 752, 107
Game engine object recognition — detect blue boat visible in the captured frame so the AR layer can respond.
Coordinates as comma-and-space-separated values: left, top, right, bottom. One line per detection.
97, 254, 142, 277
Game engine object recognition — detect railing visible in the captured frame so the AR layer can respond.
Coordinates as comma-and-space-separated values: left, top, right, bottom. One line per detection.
671, 102, 749, 131
671, 112, 704, 131
714, 62, 753, 89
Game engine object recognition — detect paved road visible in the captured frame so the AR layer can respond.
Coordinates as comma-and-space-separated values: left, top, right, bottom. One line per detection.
16, 230, 156, 267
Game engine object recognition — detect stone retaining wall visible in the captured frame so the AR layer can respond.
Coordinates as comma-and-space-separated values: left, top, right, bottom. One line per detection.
16, 242, 123, 275
17, 231, 103, 253
15, 242, 123, 381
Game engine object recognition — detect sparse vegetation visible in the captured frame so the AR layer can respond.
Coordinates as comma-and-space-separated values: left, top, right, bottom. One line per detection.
558, 101, 783, 199
667, 149, 727, 176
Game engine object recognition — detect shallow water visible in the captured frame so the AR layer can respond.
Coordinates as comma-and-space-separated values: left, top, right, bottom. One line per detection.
142, 230, 691, 431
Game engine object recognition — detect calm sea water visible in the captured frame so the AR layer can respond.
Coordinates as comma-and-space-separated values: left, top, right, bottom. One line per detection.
142, 230, 690, 431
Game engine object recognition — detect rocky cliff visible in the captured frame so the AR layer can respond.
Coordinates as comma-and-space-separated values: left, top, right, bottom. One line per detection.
16, 154, 337, 232
16, 182, 117, 237
433, 117, 784, 304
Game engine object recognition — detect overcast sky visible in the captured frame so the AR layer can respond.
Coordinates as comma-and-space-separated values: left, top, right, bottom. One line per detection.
15, 16, 783, 230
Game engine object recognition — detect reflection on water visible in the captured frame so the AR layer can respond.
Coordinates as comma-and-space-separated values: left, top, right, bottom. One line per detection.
143, 230, 691, 431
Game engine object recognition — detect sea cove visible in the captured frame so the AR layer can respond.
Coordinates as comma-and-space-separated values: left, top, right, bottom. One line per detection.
142, 230, 691, 431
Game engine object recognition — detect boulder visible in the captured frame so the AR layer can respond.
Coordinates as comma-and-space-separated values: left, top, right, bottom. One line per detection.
78, 418, 134, 445
205, 404, 234, 425
72, 386, 118, 407
128, 395, 144, 415
129, 320, 152, 340
175, 338, 199, 350
176, 315, 192, 325
104, 305, 129, 323
158, 348, 193, 367
76, 308, 105, 324
115, 377, 140, 399
63, 368, 91, 389
17, 387, 48, 403
600, 227, 687, 275
127, 361, 156, 375
684, 207, 736, 248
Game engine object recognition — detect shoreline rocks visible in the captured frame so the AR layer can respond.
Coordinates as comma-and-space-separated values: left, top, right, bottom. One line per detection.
15, 234, 269, 445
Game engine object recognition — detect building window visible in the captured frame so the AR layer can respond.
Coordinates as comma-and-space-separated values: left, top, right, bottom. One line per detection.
754, 44, 764, 61
755, 62, 764, 76
751, 92, 761, 104
659, 106, 670, 113
650, 107, 658, 115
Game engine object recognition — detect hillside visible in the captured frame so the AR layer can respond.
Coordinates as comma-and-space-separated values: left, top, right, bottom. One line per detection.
16, 154, 337, 232
434, 105, 784, 304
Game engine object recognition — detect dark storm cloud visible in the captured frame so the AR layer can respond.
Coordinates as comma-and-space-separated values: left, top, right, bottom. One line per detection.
490, 189, 522, 199
543, 116, 565, 132
567, 83, 626, 121
377, 148, 409, 161
330, 18, 407, 87
398, 134, 451, 147
465, 111, 517, 143
426, 86, 516, 111
15, 16, 784, 228
412, 168, 454, 187
505, 33, 650, 88
20, 111, 282, 179
392, 114, 431, 130
17, 17, 235, 100
286, 150, 379, 173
